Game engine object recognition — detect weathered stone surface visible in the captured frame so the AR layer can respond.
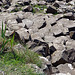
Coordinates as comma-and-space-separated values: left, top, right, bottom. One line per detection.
62, 49, 75, 63
52, 67, 59, 74
51, 50, 67, 66
15, 28, 29, 42
39, 56, 52, 75
51, 25, 63, 36
22, 19, 33, 29
66, 40, 75, 50
0, 0, 75, 74
37, 1, 46, 5
57, 63, 75, 75
57, 18, 75, 28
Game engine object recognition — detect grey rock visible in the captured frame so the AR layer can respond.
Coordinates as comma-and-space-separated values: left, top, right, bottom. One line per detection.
72, 62, 75, 68
44, 35, 55, 43
5, 13, 18, 21
66, 40, 75, 50
33, 17, 46, 29
22, 19, 33, 29
31, 32, 44, 41
7, 23, 25, 31
51, 48, 75, 66
23, 6, 33, 12
16, 11, 24, 20
37, 1, 46, 5
27, 39, 50, 56
63, 12, 75, 20
46, 5, 57, 14
45, 16, 57, 25
16, 28, 29, 42
62, 49, 75, 63
39, 56, 52, 75
31, 45, 48, 56
7, 19, 17, 26
57, 18, 75, 28
52, 67, 59, 74
51, 25, 63, 36
52, 73, 71, 75
51, 50, 67, 66
30, 0, 38, 5
57, 63, 75, 75
5, 30, 14, 37
23, 0, 31, 5
23, 12, 34, 19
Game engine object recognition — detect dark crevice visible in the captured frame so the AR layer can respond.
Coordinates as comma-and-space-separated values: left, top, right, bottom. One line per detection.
51, 22, 56, 26
68, 27, 75, 32
38, 21, 46, 29
16, 18, 22, 23
53, 33, 64, 37
52, 58, 68, 67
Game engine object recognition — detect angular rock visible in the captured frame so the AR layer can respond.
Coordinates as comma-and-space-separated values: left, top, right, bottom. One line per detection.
33, 18, 46, 29
57, 63, 75, 75
5, 30, 14, 37
37, 1, 46, 5
15, 28, 29, 42
22, 19, 33, 29
62, 49, 75, 63
27, 39, 50, 56
39, 56, 52, 75
51, 25, 63, 36
23, 6, 33, 12
66, 40, 75, 50
63, 12, 75, 20
46, 5, 57, 14
57, 18, 75, 28
53, 2, 60, 8
51, 50, 67, 66
52, 67, 59, 74
45, 16, 57, 25
31, 45, 48, 56
44, 35, 55, 43
23, 12, 34, 20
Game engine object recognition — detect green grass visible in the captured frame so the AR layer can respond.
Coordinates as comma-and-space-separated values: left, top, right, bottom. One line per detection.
32, 5, 47, 13
0, 22, 44, 75
10, 7, 23, 13
0, 52, 43, 75
0, 47, 43, 75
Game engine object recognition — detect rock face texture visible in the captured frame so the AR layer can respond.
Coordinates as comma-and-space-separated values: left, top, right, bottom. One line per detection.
0, 0, 75, 75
